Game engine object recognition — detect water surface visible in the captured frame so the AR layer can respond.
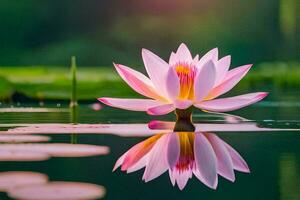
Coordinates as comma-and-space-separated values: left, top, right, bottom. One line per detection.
0, 95, 299, 200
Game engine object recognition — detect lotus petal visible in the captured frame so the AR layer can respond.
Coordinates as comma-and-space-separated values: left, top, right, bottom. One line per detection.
194, 60, 216, 101
147, 104, 174, 115
176, 43, 193, 62
197, 48, 218, 68
206, 64, 252, 99
195, 92, 268, 112
98, 98, 161, 111
142, 49, 170, 98
114, 63, 165, 100
215, 55, 231, 85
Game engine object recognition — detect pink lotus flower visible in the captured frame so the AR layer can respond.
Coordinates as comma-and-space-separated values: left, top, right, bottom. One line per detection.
98, 43, 267, 115
114, 132, 249, 190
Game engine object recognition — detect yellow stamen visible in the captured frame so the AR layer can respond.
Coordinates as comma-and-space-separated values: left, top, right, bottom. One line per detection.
175, 63, 196, 100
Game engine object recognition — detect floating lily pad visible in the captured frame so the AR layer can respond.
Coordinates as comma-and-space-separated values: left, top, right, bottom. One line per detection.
0, 150, 50, 161
0, 171, 48, 191
8, 181, 105, 200
0, 143, 109, 157
0, 135, 50, 143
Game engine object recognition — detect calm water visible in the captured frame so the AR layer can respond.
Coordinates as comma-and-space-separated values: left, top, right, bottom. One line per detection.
0, 92, 300, 200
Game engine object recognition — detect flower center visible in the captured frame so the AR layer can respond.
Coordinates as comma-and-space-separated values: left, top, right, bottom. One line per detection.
175, 63, 197, 100
175, 132, 195, 173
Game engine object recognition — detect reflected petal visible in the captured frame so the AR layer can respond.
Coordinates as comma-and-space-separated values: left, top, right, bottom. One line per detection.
206, 133, 235, 182
113, 152, 127, 171
143, 135, 169, 182
175, 170, 191, 190
4, 121, 290, 136
114, 131, 251, 190
168, 170, 176, 186
194, 133, 218, 189
121, 134, 161, 171
148, 120, 175, 130
222, 142, 250, 173
167, 133, 180, 169
127, 154, 148, 173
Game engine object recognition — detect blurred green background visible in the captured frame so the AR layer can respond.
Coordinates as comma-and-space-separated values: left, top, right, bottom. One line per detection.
0, 0, 299, 101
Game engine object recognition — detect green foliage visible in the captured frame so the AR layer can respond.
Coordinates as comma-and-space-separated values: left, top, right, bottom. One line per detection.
0, 62, 299, 101
0, 66, 139, 100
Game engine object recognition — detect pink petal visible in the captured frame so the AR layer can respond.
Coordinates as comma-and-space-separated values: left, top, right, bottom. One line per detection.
142, 49, 170, 98
147, 104, 175, 115
215, 56, 231, 85
222, 142, 250, 173
168, 170, 176, 186
143, 135, 169, 182
166, 133, 180, 169
98, 98, 161, 111
194, 60, 217, 101
121, 137, 157, 171
197, 48, 218, 68
206, 64, 252, 99
169, 52, 178, 66
206, 133, 235, 182
193, 54, 199, 63
165, 67, 180, 100
175, 170, 191, 190
113, 152, 127, 171
173, 100, 193, 109
194, 133, 218, 189
127, 153, 148, 173
148, 120, 175, 130
195, 92, 268, 112
175, 43, 193, 62
114, 63, 165, 100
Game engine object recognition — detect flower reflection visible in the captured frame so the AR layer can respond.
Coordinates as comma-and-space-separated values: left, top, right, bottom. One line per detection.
114, 132, 249, 190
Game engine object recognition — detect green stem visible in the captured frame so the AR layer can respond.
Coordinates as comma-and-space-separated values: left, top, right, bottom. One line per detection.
173, 107, 195, 132
70, 56, 78, 108
70, 56, 78, 143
